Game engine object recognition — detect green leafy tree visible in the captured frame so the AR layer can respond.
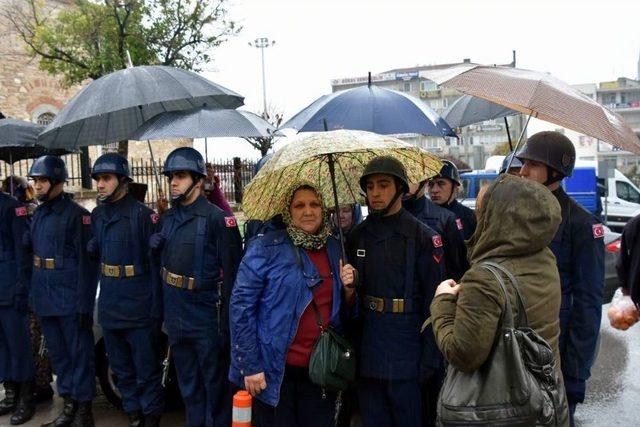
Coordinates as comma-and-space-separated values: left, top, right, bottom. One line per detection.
2, 0, 241, 156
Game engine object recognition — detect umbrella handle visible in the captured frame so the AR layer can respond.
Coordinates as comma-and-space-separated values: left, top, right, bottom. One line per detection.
505, 113, 532, 172
327, 153, 347, 262
146, 140, 162, 190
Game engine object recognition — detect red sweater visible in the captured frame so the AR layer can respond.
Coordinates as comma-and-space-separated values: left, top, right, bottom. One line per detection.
285, 248, 334, 367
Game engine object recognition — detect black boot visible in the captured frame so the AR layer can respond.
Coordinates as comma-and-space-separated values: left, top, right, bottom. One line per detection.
70, 401, 94, 427
10, 381, 36, 425
127, 411, 144, 427
35, 385, 54, 403
41, 397, 77, 427
144, 414, 161, 427
0, 381, 18, 416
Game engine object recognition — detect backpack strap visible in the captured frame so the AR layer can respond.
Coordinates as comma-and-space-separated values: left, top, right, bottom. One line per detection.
482, 261, 529, 328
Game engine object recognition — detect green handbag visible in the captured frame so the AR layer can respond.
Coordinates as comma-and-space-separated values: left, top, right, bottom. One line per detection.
307, 299, 356, 392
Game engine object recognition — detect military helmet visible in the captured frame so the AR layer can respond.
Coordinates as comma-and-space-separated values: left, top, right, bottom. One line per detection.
359, 156, 409, 193
162, 147, 206, 177
435, 160, 461, 186
91, 153, 132, 181
499, 152, 523, 174
28, 155, 68, 183
516, 131, 576, 177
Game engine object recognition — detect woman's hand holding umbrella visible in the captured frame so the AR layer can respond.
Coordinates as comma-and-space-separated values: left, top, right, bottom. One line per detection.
340, 260, 357, 304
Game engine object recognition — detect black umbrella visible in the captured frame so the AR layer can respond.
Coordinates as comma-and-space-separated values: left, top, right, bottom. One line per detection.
38, 65, 244, 149
0, 118, 73, 162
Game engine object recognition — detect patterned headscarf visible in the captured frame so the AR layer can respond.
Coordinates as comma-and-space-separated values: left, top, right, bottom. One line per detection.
282, 181, 332, 251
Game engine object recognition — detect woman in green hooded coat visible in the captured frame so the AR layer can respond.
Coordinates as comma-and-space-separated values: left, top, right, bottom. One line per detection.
430, 173, 569, 425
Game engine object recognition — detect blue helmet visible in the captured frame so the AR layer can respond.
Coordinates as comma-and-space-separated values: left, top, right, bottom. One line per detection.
499, 153, 523, 174
162, 147, 206, 178
435, 160, 461, 186
91, 153, 132, 181
28, 155, 68, 183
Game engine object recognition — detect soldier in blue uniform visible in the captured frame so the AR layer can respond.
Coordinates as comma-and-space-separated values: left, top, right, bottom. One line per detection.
149, 148, 242, 427
402, 179, 468, 426
0, 186, 36, 425
518, 131, 605, 426
87, 154, 163, 427
427, 160, 476, 240
26, 156, 98, 427
347, 157, 445, 427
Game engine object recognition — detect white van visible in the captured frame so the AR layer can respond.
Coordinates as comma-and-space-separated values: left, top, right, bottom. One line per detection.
602, 169, 640, 230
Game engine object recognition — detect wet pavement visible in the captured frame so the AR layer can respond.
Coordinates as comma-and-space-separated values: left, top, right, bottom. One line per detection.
1, 305, 639, 426
575, 303, 640, 426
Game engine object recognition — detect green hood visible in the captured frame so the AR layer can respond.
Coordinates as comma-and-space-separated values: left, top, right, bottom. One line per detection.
467, 174, 561, 263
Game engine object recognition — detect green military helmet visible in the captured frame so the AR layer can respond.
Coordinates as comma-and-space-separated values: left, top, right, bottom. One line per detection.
516, 131, 576, 177
359, 156, 409, 193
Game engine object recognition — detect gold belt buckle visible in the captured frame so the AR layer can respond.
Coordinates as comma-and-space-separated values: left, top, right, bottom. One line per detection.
45, 259, 55, 269
367, 296, 383, 312
392, 299, 405, 313
124, 265, 135, 277
104, 264, 120, 277
166, 272, 182, 287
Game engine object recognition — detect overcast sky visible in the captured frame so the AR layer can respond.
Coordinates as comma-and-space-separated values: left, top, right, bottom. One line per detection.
198, 0, 640, 159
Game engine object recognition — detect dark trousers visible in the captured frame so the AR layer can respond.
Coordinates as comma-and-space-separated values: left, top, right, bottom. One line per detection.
40, 315, 95, 402
253, 365, 336, 427
102, 327, 164, 415
358, 377, 421, 427
0, 305, 34, 382
421, 367, 445, 427
171, 334, 230, 427
569, 403, 576, 427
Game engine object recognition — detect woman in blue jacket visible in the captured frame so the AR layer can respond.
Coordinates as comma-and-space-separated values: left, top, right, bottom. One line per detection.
230, 181, 356, 427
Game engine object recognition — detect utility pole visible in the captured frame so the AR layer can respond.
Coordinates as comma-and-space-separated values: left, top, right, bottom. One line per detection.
248, 37, 276, 114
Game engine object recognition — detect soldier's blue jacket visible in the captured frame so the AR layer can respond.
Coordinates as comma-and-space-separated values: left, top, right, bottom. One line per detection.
29, 193, 98, 316
550, 187, 604, 403
404, 195, 469, 281
444, 199, 477, 241
91, 193, 161, 329
0, 192, 31, 307
346, 209, 445, 380
157, 196, 242, 340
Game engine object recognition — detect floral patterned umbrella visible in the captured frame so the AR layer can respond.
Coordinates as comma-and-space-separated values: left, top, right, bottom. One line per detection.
242, 130, 442, 222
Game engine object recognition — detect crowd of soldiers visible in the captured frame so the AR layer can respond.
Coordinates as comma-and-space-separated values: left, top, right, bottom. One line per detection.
0, 129, 604, 427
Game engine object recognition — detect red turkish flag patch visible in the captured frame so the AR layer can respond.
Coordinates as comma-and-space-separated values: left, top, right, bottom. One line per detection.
14, 207, 27, 217
82, 215, 91, 225
224, 216, 237, 228
592, 224, 605, 239
150, 213, 159, 224
455, 218, 463, 230
432, 235, 443, 248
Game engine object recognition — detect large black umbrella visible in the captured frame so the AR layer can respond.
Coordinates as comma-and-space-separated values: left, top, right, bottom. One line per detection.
0, 118, 72, 163
38, 65, 244, 149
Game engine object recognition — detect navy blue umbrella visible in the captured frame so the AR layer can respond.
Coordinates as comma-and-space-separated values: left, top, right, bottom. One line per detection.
280, 84, 456, 138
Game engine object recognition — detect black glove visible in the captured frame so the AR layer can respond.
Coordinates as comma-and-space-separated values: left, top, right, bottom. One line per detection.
77, 313, 93, 331
86, 237, 99, 261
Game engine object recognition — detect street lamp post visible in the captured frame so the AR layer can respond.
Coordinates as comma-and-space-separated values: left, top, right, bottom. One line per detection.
248, 37, 276, 115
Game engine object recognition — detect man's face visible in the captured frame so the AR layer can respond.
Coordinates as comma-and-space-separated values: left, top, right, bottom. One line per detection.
338, 205, 354, 230
169, 171, 194, 198
427, 177, 455, 205
95, 173, 119, 199
32, 177, 51, 198
519, 160, 548, 185
366, 174, 398, 211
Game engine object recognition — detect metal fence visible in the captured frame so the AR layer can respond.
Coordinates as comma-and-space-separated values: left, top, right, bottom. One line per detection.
1, 155, 257, 210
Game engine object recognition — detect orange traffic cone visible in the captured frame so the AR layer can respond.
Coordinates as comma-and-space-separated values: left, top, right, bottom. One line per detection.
232, 390, 252, 427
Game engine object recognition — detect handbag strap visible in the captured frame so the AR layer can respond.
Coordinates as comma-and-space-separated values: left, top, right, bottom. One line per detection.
482, 261, 529, 328
481, 264, 515, 329
293, 244, 325, 331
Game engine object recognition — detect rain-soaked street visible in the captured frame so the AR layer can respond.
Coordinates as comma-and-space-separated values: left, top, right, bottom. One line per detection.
576, 304, 640, 426
0, 305, 638, 426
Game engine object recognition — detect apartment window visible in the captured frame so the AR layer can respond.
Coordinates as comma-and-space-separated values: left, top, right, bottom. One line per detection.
403, 82, 412, 92
420, 80, 437, 91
